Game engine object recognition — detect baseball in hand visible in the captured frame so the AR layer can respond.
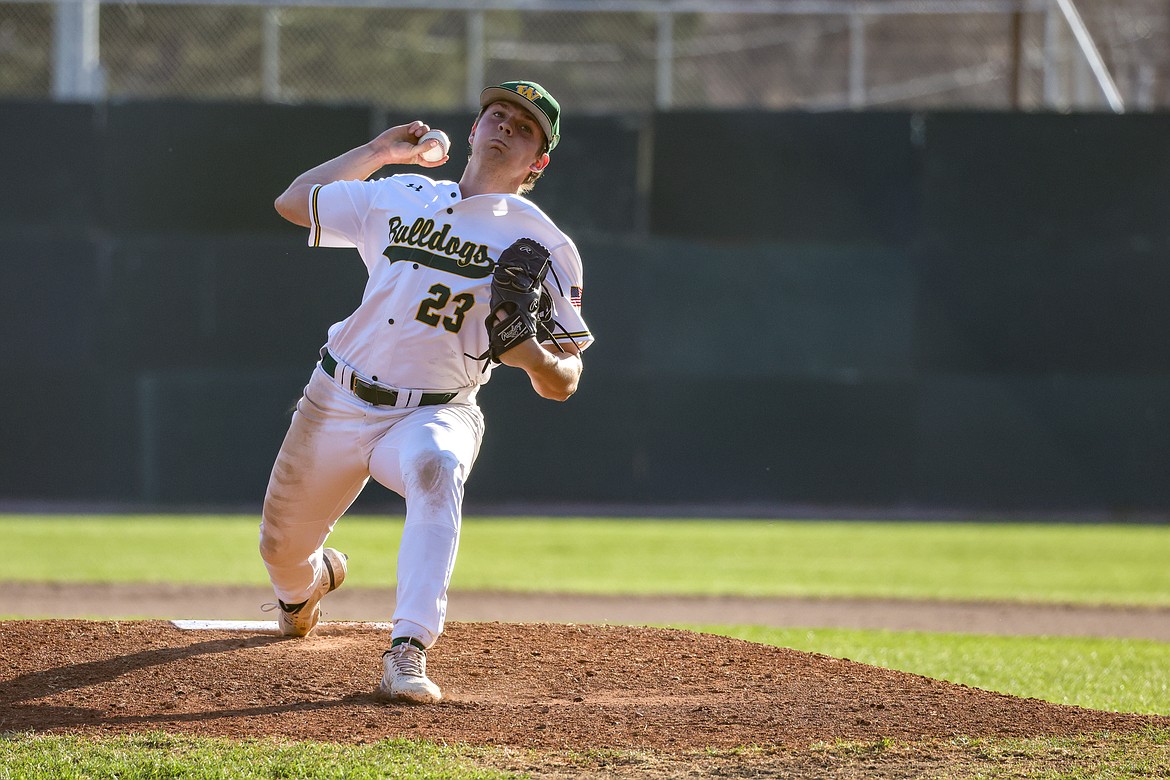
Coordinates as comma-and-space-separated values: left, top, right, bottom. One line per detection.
418, 129, 450, 162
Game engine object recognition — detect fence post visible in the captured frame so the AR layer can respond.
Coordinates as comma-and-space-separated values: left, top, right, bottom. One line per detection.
466, 10, 485, 111
655, 10, 673, 109
849, 11, 866, 109
53, 0, 103, 100
1043, 1, 1066, 109
1009, 8, 1023, 108
262, 7, 281, 102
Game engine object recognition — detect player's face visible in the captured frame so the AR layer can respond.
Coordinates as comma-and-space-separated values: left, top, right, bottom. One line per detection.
471, 100, 549, 173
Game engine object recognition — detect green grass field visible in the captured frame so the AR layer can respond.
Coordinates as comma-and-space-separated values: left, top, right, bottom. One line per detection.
7, 515, 1170, 604
5, 729, 1170, 780
696, 626, 1170, 716
0, 732, 510, 780
5, 514, 1170, 778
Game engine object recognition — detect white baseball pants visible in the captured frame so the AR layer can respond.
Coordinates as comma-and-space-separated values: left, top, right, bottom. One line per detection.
258, 365, 484, 648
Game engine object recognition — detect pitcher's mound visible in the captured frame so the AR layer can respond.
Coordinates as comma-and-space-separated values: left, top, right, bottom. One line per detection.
2, 620, 1162, 750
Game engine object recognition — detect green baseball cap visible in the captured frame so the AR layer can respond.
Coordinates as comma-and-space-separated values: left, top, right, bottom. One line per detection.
479, 80, 561, 151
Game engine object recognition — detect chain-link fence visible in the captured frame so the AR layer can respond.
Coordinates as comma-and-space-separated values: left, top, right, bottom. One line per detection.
2, 0, 1168, 112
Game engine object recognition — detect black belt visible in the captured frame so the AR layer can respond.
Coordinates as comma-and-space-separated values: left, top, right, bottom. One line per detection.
321, 351, 457, 407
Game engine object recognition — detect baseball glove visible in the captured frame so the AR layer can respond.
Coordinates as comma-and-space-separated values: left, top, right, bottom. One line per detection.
484, 237, 552, 362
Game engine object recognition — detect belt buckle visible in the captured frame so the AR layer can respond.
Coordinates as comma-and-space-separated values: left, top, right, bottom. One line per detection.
356, 374, 403, 408
349, 374, 375, 404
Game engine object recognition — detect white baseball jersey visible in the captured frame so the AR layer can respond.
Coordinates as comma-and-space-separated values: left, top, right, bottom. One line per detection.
307, 173, 593, 392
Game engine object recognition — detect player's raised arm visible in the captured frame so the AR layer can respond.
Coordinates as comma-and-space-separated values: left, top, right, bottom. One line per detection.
273, 121, 451, 227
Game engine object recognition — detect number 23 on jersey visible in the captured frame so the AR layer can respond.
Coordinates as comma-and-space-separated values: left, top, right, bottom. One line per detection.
415, 283, 475, 333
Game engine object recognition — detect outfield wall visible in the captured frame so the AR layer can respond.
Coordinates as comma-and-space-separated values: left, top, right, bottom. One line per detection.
2, 101, 1167, 516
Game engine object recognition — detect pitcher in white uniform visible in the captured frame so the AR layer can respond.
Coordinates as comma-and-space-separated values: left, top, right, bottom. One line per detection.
262, 80, 592, 704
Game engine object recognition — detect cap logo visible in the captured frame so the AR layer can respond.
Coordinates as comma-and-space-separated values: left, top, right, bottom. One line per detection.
515, 84, 542, 102
481, 80, 560, 151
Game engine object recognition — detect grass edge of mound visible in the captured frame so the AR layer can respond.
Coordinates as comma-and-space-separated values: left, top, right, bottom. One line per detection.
3, 727, 1170, 780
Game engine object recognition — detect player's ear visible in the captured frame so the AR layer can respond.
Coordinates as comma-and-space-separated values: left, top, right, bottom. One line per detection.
530, 152, 550, 173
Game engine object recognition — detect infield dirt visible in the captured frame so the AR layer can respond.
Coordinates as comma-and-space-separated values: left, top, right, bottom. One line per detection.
4, 618, 1168, 778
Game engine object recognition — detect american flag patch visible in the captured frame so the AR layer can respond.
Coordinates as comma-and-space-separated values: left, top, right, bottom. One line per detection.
570, 285, 583, 307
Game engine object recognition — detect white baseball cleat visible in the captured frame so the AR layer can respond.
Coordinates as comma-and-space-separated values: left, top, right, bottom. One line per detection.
377, 638, 442, 704
263, 547, 347, 637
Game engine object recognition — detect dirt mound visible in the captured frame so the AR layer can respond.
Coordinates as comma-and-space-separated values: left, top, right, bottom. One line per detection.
3, 619, 1164, 753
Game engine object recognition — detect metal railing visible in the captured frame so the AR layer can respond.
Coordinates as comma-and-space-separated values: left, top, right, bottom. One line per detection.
3, 0, 1164, 112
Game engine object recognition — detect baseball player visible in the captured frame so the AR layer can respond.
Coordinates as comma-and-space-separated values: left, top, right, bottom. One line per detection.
261, 81, 592, 704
